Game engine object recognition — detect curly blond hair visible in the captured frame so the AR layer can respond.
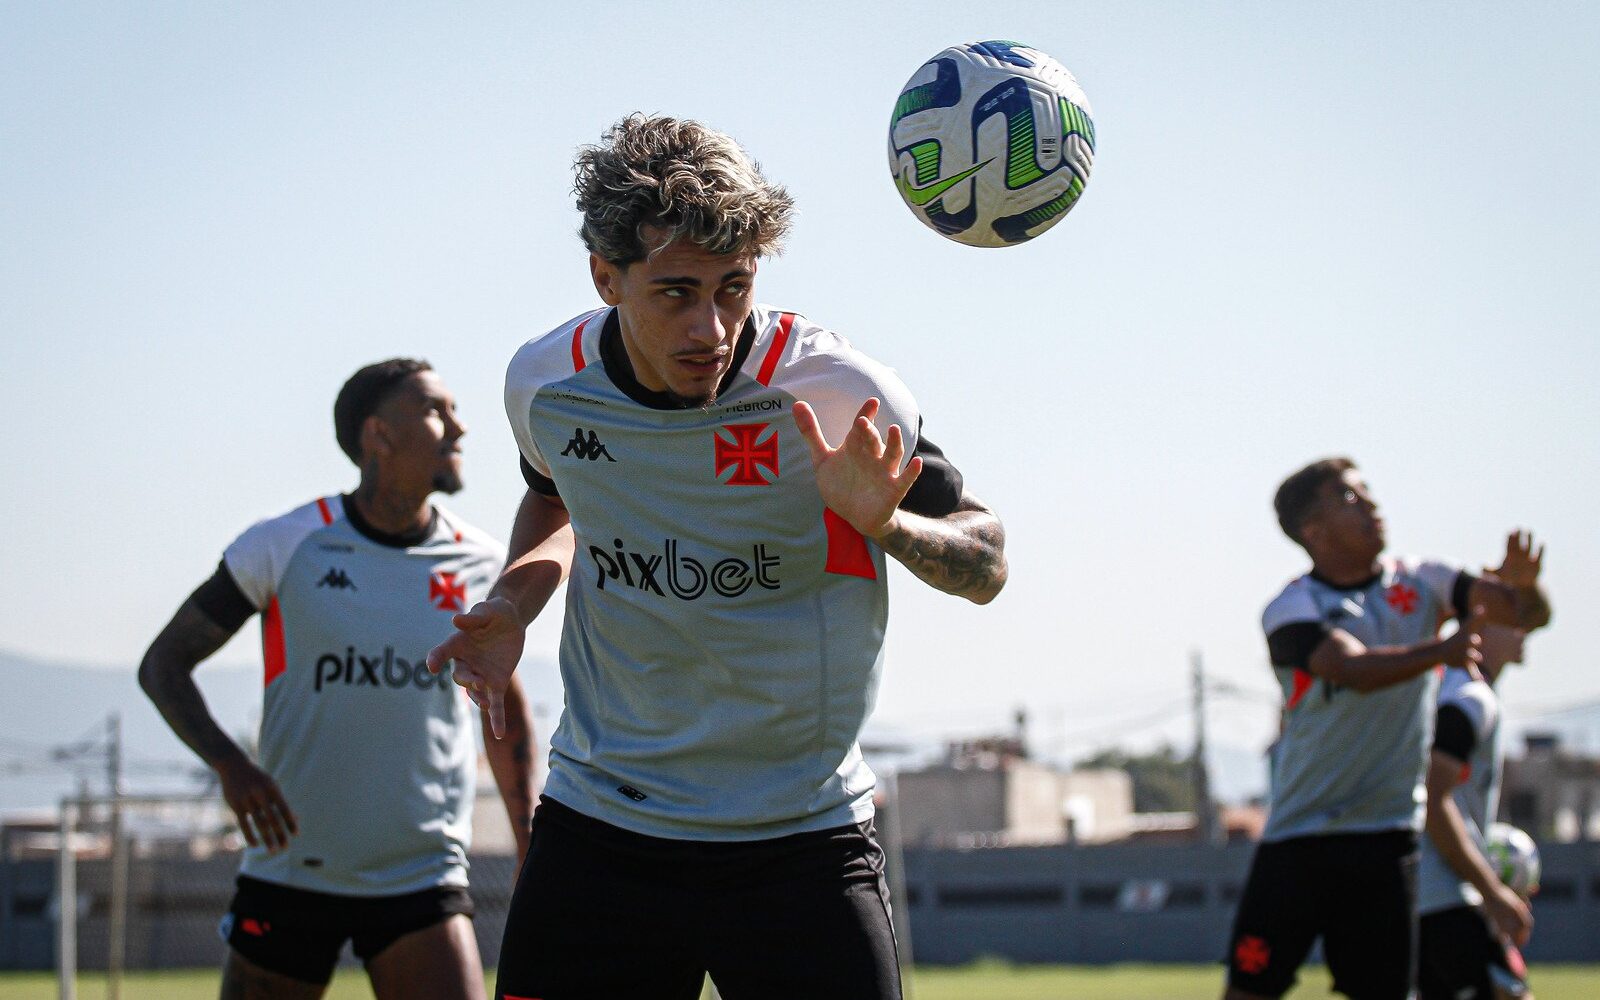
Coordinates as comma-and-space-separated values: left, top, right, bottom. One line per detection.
574, 114, 795, 266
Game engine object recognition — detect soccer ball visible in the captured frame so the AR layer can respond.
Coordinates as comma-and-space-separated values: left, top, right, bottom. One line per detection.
1486, 822, 1541, 896
887, 40, 1096, 248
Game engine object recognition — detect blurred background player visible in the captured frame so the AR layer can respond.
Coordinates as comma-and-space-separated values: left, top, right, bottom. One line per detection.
1223, 458, 1551, 1000
1419, 544, 1544, 1000
428, 115, 1008, 1000
139, 359, 534, 1000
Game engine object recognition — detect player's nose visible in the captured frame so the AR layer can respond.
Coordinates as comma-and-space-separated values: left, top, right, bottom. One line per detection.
685, 301, 729, 346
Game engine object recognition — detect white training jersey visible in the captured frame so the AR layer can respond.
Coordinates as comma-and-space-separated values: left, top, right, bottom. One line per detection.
1418, 667, 1502, 914
506, 304, 950, 841
219, 496, 503, 894
1260, 555, 1470, 842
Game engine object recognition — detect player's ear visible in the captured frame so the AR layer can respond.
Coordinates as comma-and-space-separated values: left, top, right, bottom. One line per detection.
590, 254, 623, 306
359, 414, 392, 461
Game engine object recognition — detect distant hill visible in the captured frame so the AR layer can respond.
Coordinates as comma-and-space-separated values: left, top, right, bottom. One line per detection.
0, 648, 261, 815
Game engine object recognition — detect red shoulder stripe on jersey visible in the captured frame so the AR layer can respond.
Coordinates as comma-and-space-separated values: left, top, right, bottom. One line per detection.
1285, 667, 1314, 711
262, 595, 286, 688
572, 318, 591, 373
755, 312, 796, 386
823, 508, 877, 580
315, 497, 334, 525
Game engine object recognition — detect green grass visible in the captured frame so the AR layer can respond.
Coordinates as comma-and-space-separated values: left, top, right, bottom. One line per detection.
5, 964, 1597, 999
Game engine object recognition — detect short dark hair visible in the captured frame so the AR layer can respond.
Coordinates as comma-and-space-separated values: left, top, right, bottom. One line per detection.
1274, 456, 1355, 544
333, 358, 432, 463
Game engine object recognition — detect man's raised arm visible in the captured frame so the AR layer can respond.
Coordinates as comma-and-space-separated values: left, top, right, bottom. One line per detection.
794, 397, 1007, 605
429, 489, 575, 738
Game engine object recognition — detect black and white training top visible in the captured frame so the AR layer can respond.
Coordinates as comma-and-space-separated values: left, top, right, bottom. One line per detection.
195, 496, 503, 895
1261, 556, 1474, 842
505, 304, 963, 841
1418, 666, 1502, 914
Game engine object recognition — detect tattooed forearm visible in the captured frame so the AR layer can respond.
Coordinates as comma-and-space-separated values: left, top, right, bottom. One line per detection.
484, 680, 537, 836
875, 494, 1008, 604
138, 598, 249, 769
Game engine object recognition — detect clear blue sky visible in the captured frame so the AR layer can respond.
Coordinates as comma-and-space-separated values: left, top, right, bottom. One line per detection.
3, 3, 1597, 793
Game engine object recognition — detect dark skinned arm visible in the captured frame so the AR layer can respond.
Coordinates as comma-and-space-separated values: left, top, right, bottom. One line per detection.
138, 595, 299, 851
1307, 605, 1486, 693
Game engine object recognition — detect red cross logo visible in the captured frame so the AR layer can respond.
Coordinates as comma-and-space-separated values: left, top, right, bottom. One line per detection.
714, 423, 780, 486
1385, 582, 1419, 615
430, 571, 467, 612
1234, 934, 1271, 975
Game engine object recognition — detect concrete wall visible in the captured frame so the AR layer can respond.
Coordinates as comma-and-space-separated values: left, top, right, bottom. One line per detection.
5, 840, 1599, 970
901, 839, 1600, 965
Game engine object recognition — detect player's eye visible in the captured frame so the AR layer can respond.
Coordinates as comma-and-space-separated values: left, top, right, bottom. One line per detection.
722, 283, 750, 297
662, 287, 688, 299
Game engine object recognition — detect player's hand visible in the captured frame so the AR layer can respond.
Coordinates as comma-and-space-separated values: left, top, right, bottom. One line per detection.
427, 596, 525, 740
1442, 605, 1488, 679
1485, 882, 1534, 948
793, 397, 922, 539
1493, 530, 1544, 589
216, 754, 298, 853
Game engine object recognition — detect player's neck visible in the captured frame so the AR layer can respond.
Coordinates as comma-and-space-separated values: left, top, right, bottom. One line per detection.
349, 479, 433, 537
1308, 551, 1382, 588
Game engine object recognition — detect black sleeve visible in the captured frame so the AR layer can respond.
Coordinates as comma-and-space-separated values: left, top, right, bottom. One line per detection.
1433, 703, 1478, 764
191, 560, 257, 632
521, 454, 561, 497
1266, 621, 1328, 670
897, 422, 964, 517
1450, 571, 1478, 621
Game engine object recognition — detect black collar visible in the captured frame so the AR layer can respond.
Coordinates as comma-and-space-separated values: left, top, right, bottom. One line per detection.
1309, 567, 1383, 591
599, 308, 758, 410
340, 495, 437, 549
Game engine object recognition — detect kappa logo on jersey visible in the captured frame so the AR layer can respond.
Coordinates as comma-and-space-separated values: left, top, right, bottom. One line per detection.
313, 646, 448, 692
1385, 582, 1419, 614
430, 571, 466, 612
714, 422, 779, 486
560, 427, 616, 462
316, 567, 357, 591
589, 536, 781, 600
1233, 934, 1271, 975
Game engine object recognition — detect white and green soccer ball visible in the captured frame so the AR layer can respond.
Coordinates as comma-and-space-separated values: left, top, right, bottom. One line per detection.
1486, 822, 1541, 897
887, 40, 1096, 248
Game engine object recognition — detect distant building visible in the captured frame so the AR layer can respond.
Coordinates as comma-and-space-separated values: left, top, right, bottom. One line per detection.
1501, 732, 1600, 842
896, 737, 1135, 846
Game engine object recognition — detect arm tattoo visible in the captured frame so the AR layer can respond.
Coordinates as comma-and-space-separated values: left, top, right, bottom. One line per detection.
875, 494, 1008, 604
139, 598, 249, 768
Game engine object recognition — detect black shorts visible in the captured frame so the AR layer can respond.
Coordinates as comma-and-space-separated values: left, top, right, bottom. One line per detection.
1419, 904, 1528, 999
494, 796, 902, 1000
221, 874, 474, 985
1225, 829, 1418, 999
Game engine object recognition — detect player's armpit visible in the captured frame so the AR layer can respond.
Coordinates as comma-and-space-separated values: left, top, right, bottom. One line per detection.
874, 492, 1007, 604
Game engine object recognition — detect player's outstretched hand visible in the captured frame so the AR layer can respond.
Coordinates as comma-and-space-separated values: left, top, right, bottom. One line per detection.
216, 754, 298, 853
1494, 530, 1544, 589
1442, 605, 1488, 681
427, 596, 525, 740
1485, 882, 1534, 948
793, 397, 922, 539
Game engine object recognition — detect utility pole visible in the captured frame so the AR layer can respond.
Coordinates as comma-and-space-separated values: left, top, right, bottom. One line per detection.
1191, 651, 1222, 846
106, 713, 126, 1000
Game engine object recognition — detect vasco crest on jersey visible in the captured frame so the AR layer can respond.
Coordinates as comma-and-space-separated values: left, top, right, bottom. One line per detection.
714, 423, 780, 486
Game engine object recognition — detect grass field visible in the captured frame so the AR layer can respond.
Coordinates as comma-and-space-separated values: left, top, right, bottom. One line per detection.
6, 963, 1598, 999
